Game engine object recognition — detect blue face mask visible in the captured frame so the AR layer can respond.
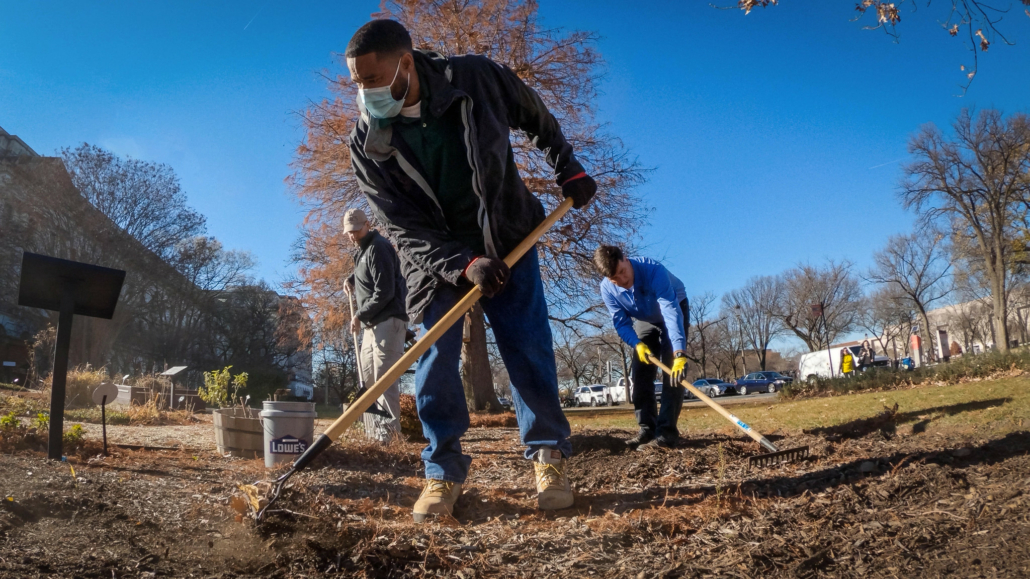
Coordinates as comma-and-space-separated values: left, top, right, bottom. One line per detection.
357, 59, 409, 119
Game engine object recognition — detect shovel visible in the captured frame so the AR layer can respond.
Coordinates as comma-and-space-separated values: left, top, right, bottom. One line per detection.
647, 355, 809, 469
346, 288, 392, 419
248, 197, 575, 521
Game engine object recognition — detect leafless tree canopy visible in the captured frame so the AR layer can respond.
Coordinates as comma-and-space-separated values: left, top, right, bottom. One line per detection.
61, 144, 207, 261
866, 227, 953, 358
900, 108, 1030, 352
857, 285, 916, 359
776, 260, 862, 352
722, 275, 783, 370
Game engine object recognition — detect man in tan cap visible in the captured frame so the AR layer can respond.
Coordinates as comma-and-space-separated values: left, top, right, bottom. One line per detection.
344, 208, 408, 442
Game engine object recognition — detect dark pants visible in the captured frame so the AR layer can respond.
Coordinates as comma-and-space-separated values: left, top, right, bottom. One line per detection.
630, 299, 689, 443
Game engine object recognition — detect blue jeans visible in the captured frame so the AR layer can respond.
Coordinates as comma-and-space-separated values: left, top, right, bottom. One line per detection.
415, 248, 571, 483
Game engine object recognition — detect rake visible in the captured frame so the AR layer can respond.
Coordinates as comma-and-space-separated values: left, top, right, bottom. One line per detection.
246, 197, 576, 522
646, 355, 809, 469
346, 288, 391, 419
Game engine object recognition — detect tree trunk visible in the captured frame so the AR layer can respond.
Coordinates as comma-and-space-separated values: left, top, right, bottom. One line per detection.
989, 233, 1010, 352
916, 306, 934, 363
461, 303, 501, 412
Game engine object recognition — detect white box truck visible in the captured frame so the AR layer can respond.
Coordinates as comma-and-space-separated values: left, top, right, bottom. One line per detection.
798, 345, 890, 382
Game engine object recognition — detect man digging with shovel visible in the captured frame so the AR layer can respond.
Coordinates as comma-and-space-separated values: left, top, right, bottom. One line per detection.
594, 245, 689, 450
346, 19, 597, 522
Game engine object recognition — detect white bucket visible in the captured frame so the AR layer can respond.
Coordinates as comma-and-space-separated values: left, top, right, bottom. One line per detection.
260, 401, 317, 468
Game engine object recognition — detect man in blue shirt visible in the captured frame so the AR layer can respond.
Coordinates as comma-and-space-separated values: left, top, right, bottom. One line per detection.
594, 245, 689, 449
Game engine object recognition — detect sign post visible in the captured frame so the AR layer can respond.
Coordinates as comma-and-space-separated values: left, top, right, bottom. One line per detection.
17, 253, 125, 460
92, 382, 119, 456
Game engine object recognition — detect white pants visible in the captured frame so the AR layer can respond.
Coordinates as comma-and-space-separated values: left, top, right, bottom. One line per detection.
360, 317, 405, 442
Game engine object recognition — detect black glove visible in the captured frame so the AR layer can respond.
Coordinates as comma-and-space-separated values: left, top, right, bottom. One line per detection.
560, 173, 597, 209
464, 257, 511, 298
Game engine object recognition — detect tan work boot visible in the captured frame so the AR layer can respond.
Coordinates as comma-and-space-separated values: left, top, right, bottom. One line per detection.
534, 448, 574, 510
412, 479, 462, 522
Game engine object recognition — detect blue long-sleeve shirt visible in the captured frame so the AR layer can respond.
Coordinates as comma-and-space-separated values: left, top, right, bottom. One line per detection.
600, 257, 687, 351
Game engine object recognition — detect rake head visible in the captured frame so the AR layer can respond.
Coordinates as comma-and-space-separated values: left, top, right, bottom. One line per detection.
748, 446, 810, 470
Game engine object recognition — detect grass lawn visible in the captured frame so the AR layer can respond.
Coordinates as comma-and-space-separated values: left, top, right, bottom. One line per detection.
568, 376, 1030, 437
315, 403, 344, 419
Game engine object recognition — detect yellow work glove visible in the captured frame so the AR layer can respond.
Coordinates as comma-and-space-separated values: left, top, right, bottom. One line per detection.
635, 342, 653, 364
671, 355, 688, 385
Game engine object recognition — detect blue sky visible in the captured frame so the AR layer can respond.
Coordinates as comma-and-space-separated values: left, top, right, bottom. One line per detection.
2, 1, 1029, 339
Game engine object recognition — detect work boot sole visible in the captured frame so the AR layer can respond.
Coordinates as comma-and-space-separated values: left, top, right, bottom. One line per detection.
412, 505, 456, 523
538, 492, 574, 510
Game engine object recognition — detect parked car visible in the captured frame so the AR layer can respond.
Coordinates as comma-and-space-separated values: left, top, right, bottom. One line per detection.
497, 396, 513, 410
797, 345, 890, 382
690, 378, 734, 398
733, 371, 793, 395
575, 384, 616, 407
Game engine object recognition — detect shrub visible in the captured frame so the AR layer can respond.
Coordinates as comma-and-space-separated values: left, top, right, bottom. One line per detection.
63, 424, 85, 449
782, 349, 1030, 399
126, 393, 162, 425
40, 366, 109, 409
469, 412, 518, 428
0, 411, 19, 430
199, 366, 248, 408
32, 412, 49, 431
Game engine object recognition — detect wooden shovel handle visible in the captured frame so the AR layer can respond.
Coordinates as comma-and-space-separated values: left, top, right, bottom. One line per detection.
320, 197, 575, 442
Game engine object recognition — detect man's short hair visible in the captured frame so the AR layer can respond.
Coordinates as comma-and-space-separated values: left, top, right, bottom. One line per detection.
346, 19, 413, 59
593, 245, 624, 278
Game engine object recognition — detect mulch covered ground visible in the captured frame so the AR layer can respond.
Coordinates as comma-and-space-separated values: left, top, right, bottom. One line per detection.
2, 411, 1029, 578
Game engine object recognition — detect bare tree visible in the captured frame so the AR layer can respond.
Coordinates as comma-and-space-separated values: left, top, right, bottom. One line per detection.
776, 260, 863, 352
461, 304, 501, 412
857, 286, 915, 361
900, 109, 1030, 352
685, 292, 721, 377
722, 276, 783, 370
553, 324, 593, 391
866, 227, 952, 360
61, 144, 207, 260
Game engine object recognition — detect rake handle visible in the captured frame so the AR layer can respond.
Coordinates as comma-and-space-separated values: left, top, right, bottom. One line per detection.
646, 354, 778, 453
289, 197, 575, 473
345, 289, 366, 387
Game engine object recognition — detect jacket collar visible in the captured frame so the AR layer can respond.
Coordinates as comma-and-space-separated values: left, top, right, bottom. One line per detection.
361, 50, 463, 161
357, 229, 379, 251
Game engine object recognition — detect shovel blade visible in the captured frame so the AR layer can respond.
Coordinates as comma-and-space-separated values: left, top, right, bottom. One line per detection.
748, 446, 809, 470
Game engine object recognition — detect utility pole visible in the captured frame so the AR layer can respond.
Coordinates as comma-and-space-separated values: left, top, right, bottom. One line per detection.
734, 304, 747, 374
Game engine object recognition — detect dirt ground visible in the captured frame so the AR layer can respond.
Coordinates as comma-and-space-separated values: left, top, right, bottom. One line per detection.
2, 406, 1030, 578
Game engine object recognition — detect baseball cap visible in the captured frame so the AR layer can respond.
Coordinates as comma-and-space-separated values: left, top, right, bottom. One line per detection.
343, 209, 368, 232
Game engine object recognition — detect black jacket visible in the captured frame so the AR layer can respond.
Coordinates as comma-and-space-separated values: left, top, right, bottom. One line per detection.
351, 229, 408, 327
349, 50, 584, 318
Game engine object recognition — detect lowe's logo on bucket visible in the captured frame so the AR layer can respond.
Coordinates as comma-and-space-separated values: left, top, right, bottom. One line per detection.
269, 435, 308, 455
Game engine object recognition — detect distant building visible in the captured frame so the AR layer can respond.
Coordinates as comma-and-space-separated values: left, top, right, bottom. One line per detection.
1, 125, 313, 392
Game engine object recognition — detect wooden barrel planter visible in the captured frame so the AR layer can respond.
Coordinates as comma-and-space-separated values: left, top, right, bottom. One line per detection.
213, 408, 263, 458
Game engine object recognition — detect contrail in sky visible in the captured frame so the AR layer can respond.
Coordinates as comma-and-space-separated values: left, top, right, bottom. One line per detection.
244, 0, 272, 31
868, 158, 902, 170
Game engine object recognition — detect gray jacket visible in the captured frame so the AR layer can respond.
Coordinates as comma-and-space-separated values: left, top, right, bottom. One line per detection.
351, 230, 408, 327
349, 50, 585, 318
